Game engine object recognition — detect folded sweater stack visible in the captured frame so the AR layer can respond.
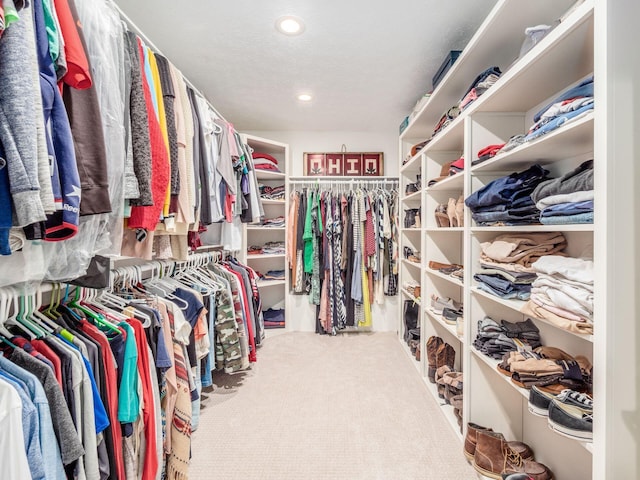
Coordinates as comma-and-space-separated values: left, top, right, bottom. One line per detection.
521, 255, 594, 335
476, 232, 567, 300
531, 159, 594, 225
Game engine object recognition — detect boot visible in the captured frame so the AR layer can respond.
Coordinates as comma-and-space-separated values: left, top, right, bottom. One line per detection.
473, 430, 553, 480
464, 423, 534, 463
436, 342, 456, 371
427, 336, 443, 383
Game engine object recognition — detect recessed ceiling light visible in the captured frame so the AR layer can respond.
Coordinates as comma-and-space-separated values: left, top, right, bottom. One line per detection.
276, 16, 305, 35
297, 94, 313, 102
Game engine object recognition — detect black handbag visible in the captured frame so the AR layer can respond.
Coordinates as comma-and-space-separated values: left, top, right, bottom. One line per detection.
403, 299, 419, 342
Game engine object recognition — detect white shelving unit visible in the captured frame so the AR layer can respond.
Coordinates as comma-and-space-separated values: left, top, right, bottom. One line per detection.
241, 134, 290, 329
395, 1, 634, 478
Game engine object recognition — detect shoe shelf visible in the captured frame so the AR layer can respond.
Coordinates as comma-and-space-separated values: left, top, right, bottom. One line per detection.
425, 307, 463, 342
423, 377, 464, 441
425, 172, 464, 192
471, 287, 594, 343
426, 268, 464, 287
470, 225, 594, 233
401, 288, 421, 305
401, 258, 422, 270
471, 348, 529, 401
471, 113, 594, 174
402, 190, 422, 203
400, 153, 422, 173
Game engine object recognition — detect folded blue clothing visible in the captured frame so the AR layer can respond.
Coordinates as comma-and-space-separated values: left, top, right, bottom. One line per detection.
540, 200, 593, 217
474, 273, 532, 295
476, 280, 531, 301
263, 308, 285, 322
540, 212, 594, 224
525, 102, 594, 142
533, 75, 594, 123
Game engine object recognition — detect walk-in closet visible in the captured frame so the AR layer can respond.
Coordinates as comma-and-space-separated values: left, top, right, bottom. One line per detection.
0, 0, 636, 479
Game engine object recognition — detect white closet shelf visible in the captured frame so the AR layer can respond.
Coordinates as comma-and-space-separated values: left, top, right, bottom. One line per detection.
424, 227, 465, 233
471, 114, 594, 174
426, 268, 464, 287
246, 226, 286, 231
423, 378, 464, 441
256, 171, 286, 180
425, 308, 463, 342
401, 258, 422, 270
470, 1, 594, 115
246, 253, 286, 259
400, 0, 591, 141
471, 286, 594, 342
400, 154, 422, 173
401, 228, 422, 233
401, 288, 421, 305
259, 199, 286, 205
256, 279, 286, 288
425, 173, 464, 192
470, 225, 594, 233
471, 349, 593, 453
419, 115, 464, 156
403, 190, 422, 202
471, 348, 529, 400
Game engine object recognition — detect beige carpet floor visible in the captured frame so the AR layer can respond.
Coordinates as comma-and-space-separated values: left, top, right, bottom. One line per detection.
190, 332, 476, 479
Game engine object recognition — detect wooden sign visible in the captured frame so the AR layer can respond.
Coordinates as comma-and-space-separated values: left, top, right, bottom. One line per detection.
303, 152, 384, 177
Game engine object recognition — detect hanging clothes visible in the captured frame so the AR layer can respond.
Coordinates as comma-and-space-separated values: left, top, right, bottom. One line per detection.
288, 183, 399, 334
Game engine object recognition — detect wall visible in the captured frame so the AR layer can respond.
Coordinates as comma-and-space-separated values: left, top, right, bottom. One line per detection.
247, 130, 399, 177
249, 130, 400, 332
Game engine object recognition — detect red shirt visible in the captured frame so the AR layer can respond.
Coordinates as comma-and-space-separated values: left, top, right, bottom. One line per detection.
54, 0, 92, 89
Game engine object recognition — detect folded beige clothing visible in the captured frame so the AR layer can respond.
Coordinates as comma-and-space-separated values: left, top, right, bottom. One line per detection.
480, 232, 567, 267
520, 300, 593, 335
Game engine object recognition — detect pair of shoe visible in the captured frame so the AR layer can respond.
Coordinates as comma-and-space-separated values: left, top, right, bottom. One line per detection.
529, 387, 593, 441
403, 247, 421, 263
426, 336, 456, 383
429, 293, 462, 315
442, 306, 463, 326
464, 423, 554, 480
434, 195, 464, 227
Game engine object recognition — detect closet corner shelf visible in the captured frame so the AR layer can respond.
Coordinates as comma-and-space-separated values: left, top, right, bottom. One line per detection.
470, 224, 594, 233
425, 227, 465, 233
256, 171, 286, 181
403, 190, 422, 202
256, 279, 286, 288
260, 199, 286, 205
425, 308, 463, 342
470, 113, 595, 174
401, 258, 422, 270
400, 154, 422, 173
471, 286, 594, 343
426, 268, 464, 287
246, 226, 286, 231
425, 173, 464, 192
401, 288, 421, 305
246, 253, 286, 259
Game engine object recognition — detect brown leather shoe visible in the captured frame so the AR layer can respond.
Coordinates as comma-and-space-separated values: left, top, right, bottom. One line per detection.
426, 336, 443, 383
463, 423, 534, 463
473, 430, 554, 480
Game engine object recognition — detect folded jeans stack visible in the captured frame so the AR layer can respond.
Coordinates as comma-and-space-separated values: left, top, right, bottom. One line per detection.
263, 308, 285, 328
524, 75, 594, 142
531, 159, 594, 225
520, 255, 594, 335
475, 232, 567, 300
465, 165, 550, 226
261, 241, 285, 255
473, 316, 541, 360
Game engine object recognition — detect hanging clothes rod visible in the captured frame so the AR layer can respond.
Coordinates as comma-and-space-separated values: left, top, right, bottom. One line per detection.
112, 2, 228, 123
290, 178, 398, 185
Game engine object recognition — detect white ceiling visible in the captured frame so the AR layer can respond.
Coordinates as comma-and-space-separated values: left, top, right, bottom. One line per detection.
115, 0, 498, 132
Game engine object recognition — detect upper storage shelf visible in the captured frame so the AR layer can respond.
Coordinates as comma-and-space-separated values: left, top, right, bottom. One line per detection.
400, 0, 589, 143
